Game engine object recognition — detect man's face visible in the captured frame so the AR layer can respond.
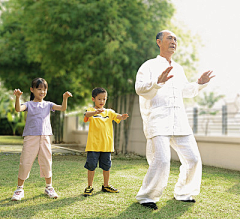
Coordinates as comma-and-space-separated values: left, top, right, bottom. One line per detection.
157, 31, 177, 55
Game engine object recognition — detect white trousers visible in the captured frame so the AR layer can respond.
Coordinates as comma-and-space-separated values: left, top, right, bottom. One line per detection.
136, 135, 202, 203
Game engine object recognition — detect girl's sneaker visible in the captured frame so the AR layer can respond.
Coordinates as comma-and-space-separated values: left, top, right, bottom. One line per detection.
11, 188, 24, 201
45, 186, 58, 199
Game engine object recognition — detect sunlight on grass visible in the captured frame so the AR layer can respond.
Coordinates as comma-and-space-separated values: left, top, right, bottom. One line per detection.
0, 154, 239, 218
0, 135, 23, 145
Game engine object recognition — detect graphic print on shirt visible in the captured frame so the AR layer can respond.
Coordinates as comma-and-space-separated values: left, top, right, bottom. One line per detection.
92, 115, 109, 119
84, 108, 120, 152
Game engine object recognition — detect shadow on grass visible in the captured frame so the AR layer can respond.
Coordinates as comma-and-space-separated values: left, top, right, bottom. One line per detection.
0, 194, 46, 207
109, 199, 194, 219
226, 182, 240, 195
83, 190, 102, 197
0, 193, 87, 218
0, 190, 104, 206
0, 195, 195, 219
0, 189, 107, 218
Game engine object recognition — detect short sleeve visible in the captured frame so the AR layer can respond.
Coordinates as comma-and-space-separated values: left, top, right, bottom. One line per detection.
113, 117, 121, 124
23, 102, 28, 111
109, 109, 121, 124
84, 109, 89, 122
84, 108, 93, 123
49, 102, 56, 112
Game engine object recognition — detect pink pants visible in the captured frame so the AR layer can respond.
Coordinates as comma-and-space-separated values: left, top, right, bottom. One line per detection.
18, 136, 52, 180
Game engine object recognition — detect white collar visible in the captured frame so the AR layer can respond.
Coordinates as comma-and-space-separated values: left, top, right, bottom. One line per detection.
157, 55, 174, 64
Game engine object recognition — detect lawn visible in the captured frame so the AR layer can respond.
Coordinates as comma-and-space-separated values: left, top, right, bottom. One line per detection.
0, 153, 240, 218
0, 135, 23, 145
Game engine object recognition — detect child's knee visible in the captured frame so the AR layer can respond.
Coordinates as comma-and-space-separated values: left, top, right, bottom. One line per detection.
84, 162, 97, 171
99, 162, 111, 171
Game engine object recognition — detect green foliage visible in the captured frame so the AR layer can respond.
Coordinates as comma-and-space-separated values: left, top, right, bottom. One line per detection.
7, 111, 25, 136
0, 0, 200, 100
0, 86, 9, 118
197, 92, 224, 111
0, 82, 26, 135
195, 91, 224, 135
170, 25, 201, 80
0, 0, 175, 104
0, 0, 201, 143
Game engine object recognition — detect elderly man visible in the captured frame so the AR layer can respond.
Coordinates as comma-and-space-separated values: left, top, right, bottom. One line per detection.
135, 30, 214, 210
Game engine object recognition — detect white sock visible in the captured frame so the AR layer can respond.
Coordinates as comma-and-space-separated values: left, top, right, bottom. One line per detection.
46, 184, 52, 188
17, 185, 23, 190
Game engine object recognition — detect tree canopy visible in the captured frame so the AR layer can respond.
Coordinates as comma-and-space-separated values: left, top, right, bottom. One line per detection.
0, 0, 176, 106
0, 0, 202, 143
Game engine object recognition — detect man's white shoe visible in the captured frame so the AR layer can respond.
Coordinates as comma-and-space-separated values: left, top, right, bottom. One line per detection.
45, 186, 58, 199
11, 189, 24, 201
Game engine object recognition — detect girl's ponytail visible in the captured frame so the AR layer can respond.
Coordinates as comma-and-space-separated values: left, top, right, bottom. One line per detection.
30, 92, 34, 101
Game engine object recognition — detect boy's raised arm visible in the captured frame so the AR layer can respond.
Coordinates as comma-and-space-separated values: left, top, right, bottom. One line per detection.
116, 113, 129, 121
85, 109, 104, 118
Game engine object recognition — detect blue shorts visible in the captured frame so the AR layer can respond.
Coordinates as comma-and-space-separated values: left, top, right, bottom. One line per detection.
84, 152, 112, 171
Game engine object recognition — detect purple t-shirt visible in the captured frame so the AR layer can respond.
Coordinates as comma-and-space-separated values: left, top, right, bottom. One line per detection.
22, 101, 55, 136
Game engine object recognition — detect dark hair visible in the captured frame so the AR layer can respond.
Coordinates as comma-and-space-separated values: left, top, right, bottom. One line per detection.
156, 31, 164, 41
156, 31, 164, 48
92, 87, 107, 98
30, 78, 48, 101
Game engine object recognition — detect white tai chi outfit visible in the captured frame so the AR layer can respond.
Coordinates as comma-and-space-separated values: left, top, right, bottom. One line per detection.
135, 55, 207, 203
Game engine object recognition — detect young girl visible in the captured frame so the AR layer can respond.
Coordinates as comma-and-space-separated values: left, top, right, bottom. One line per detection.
11, 78, 72, 201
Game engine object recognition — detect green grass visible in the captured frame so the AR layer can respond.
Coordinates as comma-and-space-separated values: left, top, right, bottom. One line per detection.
0, 136, 23, 145
0, 153, 240, 218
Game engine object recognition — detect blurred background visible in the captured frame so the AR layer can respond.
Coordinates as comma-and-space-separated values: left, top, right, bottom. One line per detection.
0, 0, 239, 143
172, 0, 240, 99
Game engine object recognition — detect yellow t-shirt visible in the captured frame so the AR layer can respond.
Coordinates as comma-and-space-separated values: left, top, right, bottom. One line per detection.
84, 107, 121, 152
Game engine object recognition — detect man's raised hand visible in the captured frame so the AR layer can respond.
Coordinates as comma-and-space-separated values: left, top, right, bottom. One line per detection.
157, 66, 174, 84
198, 70, 215, 84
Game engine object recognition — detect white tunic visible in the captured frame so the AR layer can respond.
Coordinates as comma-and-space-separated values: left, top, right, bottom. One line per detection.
135, 55, 207, 138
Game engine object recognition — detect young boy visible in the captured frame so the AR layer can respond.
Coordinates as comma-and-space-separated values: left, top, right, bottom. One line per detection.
83, 87, 128, 197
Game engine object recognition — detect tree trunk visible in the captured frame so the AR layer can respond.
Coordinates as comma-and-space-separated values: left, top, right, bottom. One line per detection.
111, 94, 134, 154
123, 94, 135, 154
51, 111, 64, 143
